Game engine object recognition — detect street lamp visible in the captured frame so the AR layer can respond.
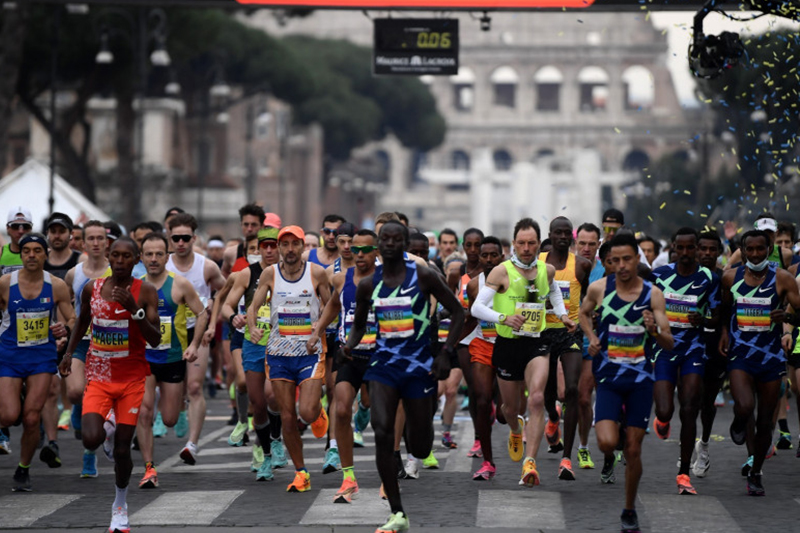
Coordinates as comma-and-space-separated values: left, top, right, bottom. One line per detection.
196, 60, 230, 227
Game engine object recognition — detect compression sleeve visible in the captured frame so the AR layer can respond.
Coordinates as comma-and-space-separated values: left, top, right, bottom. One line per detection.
548, 279, 568, 318
471, 285, 502, 324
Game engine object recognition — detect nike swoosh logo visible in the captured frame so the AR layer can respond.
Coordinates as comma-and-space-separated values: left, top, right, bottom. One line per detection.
691, 283, 706, 289
114, 309, 127, 315
399, 287, 415, 295
693, 362, 702, 366
424, 387, 434, 393
633, 304, 648, 311
757, 287, 771, 294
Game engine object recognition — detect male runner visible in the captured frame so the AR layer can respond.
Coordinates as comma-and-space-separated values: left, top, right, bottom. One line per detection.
580, 232, 673, 533
304, 214, 345, 267
248, 225, 331, 492
471, 217, 575, 486
725, 213, 793, 270
221, 203, 266, 277
650, 227, 720, 495
343, 221, 463, 533
539, 216, 592, 480
131, 221, 164, 279
166, 213, 226, 464
45, 213, 82, 279
433, 228, 458, 273
136, 232, 208, 488
1, 207, 33, 277
0, 233, 74, 490
307, 229, 379, 501
719, 229, 800, 495
62, 237, 161, 532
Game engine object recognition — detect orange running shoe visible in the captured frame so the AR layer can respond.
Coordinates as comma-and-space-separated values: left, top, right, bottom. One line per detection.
545, 419, 561, 447
677, 473, 697, 495
311, 406, 329, 439
653, 418, 671, 440
334, 478, 359, 503
558, 457, 575, 481
287, 470, 311, 493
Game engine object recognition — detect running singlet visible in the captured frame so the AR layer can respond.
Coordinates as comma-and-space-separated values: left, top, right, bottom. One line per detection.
539, 252, 581, 328
768, 245, 785, 269
86, 278, 149, 383
493, 260, 550, 339
144, 273, 188, 365
45, 250, 81, 280
268, 263, 320, 356
243, 263, 269, 346
0, 244, 23, 275
0, 271, 57, 361
308, 248, 332, 268
728, 265, 783, 364
651, 263, 720, 359
166, 252, 210, 329
475, 273, 497, 344
339, 267, 376, 358
593, 275, 655, 385
73, 264, 112, 340
371, 260, 433, 372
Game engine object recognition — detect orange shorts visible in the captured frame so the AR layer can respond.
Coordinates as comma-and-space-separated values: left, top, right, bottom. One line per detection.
83, 378, 146, 426
469, 338, 495, 368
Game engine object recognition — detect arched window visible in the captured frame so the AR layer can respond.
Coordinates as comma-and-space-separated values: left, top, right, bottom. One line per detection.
577, 66, 609, 112
450, 67, 475, 112
451, 150, 470, 171
491, 66, 519, 108
622, 149, 650, 173
374, 150, 391, 174
493, 149, 513, 171
534, 66, 563, 112
622, 66, 655, 110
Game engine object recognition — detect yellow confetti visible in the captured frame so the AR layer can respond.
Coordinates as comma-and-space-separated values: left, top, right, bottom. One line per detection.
614, 127, 621, 134
737, 227, 743, 233
648, 216, 653, 221
660, 202, 666, 210
684, 190, 691, 195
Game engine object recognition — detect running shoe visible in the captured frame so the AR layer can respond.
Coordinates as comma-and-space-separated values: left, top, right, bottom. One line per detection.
174, 411, 189, 439
714, 391, 725, 407
58, 410, 71, 431
578, 448, 594, 469
353, 431, 365, 448
558, 458, 575, 481
776, 431, 793, 450
677, 473, 697, 495
334, 478, 359, 503
0, 432, 10, 455
653, 418, 670, 440
354, 403, 371, 433
310, 406, 329, 438
251, 445, 264, 472
376, 512, 410, 533
741, 455, 753, 477
12, 465, 31, 492
620, 509, 640, 533
103, 418, 116, 462
139, 464, 158, 489
227, 421, 248, 447
765, 444, 777, 460
548, 440, 564, 454
271, 440, 288, 468
256, 454, 274, 481
730, 417, 746, 446
39, 441, 62, 468
441, 432, 457, 449
467, 439, 482, 458
472, 460, 496, 480
81, 450, 98, 478
545, 418, 561, 447
180, 442, 198, 466
519, 458, 539, 487
746, 472, 765, 496
152, 412, 168, 438
508, 430, 524, 463
600, 455, 617, 484
422, 451, 439, 469
286, 470, 311, 492
405, 457, 420, 478
692, 440, 710, 478
109, 504, 130, 533
323, 448, 342, 474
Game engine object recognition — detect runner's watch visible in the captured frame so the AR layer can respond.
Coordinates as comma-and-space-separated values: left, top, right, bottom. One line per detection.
131, 308, 146, 321
498, 313, 507, 324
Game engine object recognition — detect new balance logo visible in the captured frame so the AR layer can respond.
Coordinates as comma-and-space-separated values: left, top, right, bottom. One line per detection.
128, 407, 139, 414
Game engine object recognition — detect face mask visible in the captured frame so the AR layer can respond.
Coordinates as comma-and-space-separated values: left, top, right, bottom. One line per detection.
247, 254, 261, 264
746, 258, 769, 272
428, 246, 437, 260
510, 252, 536, 270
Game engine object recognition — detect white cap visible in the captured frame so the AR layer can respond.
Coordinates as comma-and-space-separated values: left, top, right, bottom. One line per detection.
754, 218, 777, 232
6, 206, 32, 226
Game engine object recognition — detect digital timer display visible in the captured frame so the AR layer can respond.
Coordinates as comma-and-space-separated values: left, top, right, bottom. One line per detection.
375, 19, 458, 52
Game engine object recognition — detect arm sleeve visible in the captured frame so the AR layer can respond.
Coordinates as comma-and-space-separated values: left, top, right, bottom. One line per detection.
548, 279, 568, 317
471, 285, 502, 324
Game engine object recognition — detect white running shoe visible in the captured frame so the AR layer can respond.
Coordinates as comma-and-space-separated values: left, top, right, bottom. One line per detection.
692, 440, 710, 478
404, 458, 419, 479
102, 418, 116, 462
108, 503, 129, 533
180, 441, 198, 465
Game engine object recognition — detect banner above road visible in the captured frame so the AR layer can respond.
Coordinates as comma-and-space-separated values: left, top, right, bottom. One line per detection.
234, 0, 714, 9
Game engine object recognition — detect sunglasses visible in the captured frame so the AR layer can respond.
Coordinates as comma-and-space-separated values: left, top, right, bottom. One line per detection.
259, 241, 278, 249
8, 223, 31, 231
171, 234, 193, 243
603, 226, 619, 234
351, 245, 377, 254
321, 228, 337, 235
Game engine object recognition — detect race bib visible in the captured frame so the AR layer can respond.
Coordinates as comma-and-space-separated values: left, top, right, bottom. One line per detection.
374, 297, 414, 339
17, 311, 49, 347
277, 305, 312, 339
664, 292, 698, 329
546, 281, 571, 315
155, 316, 172, 351
438, 318, 451, 341
256, 305, 271, 331
91, 318, 129, 358
607, 324, 646, 364
344, 311, 377, 350
480, 320, 497, 340
515, 302, 545, 338
185, 307, 197, 329
736, 297, 771, 332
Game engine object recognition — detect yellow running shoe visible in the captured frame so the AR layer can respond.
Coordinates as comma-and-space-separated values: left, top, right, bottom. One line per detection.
519, 458, 539, 487
375, 511, 409, 533
287, 470, 311, 493
508, 426, 524, 463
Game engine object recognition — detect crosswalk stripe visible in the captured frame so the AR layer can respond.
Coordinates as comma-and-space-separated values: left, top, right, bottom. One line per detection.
0, 493, 82, 527
159, 454, 377, 473
477, 490, 565, 529
157, 425, 230, 470
300, 488, 390, 525
444, 422, 475, 472
640, 494, 743, 533
130, 490, 244, 525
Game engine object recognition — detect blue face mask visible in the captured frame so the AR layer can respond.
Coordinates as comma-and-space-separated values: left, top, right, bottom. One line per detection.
428, 246, 437, 260
746, 258, 769, 272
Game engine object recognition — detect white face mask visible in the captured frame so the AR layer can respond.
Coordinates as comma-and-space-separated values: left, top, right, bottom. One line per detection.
746, 258, 769, 272
247, 254, 261, 265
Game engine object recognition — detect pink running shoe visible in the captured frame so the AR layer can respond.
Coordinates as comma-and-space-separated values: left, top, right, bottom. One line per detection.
472, 461, 496, 480
467, 440, 483, 458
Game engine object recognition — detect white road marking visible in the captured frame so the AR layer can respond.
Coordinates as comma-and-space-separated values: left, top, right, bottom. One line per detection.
130, 490, 244, 525
477, 490, 565, 529
300, 488, 390, 525
444, 423, 476, 473
0, 494, 82, 527
640, 494, 743, 533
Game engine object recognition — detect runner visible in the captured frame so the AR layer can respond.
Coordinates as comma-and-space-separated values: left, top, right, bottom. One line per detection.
1, 207, 33, 275
165, 213, 226, 465
725, 214, 793, 270
471, 217, 576, 487
0, 233, 74, 491
136, 232, 208, 489
719, 229, 800, 496
650, 227, 720, 495
248, 225, 331, 493
342, 220, 463, 533
61, 236, 161, 533
432, 228, 458, 273
306, 228, 379, 502
131, 222, 163, 279
539, 216, 592, 480
221, 203, 267, 277
579, 232, 674, 533
304, 214, 345, 267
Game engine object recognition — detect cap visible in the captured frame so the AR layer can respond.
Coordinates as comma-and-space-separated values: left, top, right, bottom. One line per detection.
46, 212, 74, 232
264, 212, 282, 228
754, 217, 777, 232
7, 206, 33, 226
103, 220, 122, 241
19, 232, 49, 253
258, 227, 279, 242
335, 222, 356, 238
602, 208, 625, 225
278, 225, 305, 241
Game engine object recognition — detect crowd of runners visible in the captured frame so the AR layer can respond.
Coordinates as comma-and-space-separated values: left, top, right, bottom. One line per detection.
1, 202, 799, 533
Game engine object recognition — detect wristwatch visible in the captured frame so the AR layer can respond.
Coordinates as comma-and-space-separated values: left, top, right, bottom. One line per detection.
498, 314, 507, 324
131, 308, 146, 321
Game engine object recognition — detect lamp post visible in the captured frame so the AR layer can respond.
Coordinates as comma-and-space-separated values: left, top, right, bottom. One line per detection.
196, 61, 230, 227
